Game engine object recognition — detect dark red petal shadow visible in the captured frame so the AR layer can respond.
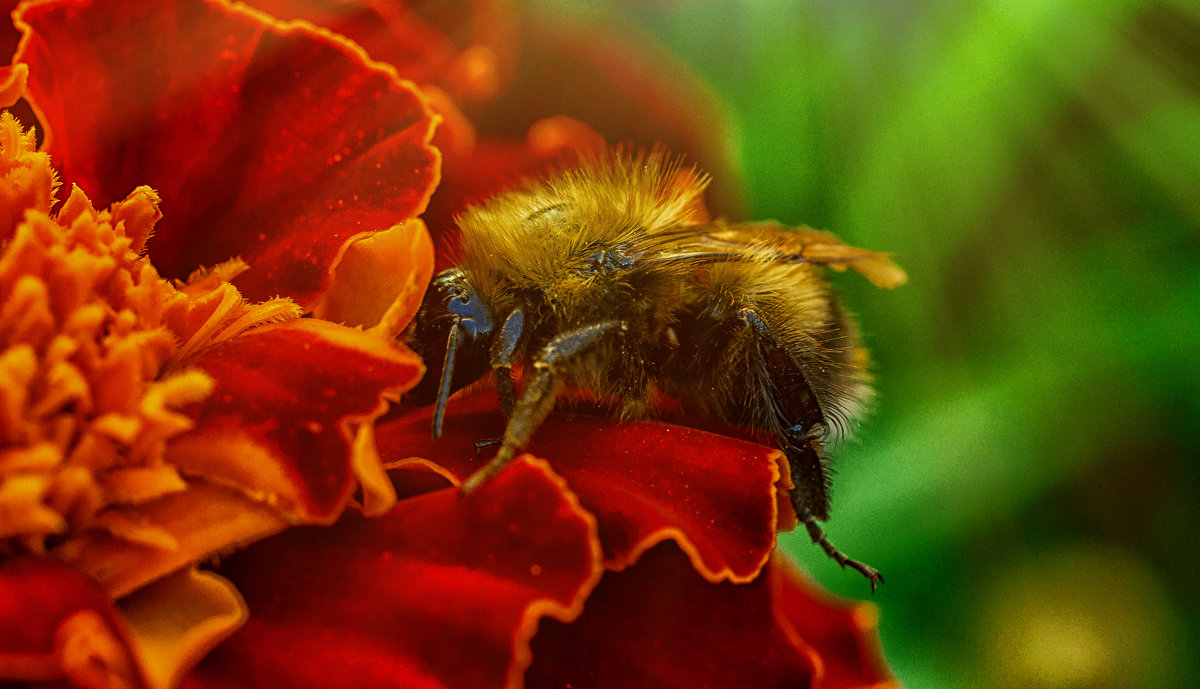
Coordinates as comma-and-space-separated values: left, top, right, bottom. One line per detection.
775, 557, 897, 689
13, 0, 439, 306
525, 543, 816, 689
378, 401, 783, 583
183, 457, 602, 689
168, 319, 423, 523
0, 0, 18, 61
0, 0, 22, 107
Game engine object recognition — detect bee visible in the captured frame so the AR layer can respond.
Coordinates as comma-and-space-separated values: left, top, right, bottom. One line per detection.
405, 149, 905, 589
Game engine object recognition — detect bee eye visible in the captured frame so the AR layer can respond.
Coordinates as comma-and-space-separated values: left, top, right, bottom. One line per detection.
404, 267, 496, 408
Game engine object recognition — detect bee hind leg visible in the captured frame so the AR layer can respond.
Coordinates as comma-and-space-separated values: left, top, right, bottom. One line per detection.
738, 308, 883, 591
461, 319, 626, 494
787, 436, 884, 592
802, 516, 885, 592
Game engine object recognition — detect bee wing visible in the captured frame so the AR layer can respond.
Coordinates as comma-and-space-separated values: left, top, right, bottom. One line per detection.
690, 221, 908, 289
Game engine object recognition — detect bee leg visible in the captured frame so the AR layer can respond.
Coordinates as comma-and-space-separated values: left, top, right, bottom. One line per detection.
471, 307, 528, 460
431, 318, 462, 440
739, 308, 883, 591
801, 512, 885, 593
788, 436, 884, 592
490, 306, 526, 420
461, 320, 625, 494
473, 438, 502, 461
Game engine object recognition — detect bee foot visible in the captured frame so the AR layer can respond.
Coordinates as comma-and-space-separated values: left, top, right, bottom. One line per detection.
843, 560, 885, 594
473, 437, 502, 461
803, 518, 884, 594
460, 448, 515, 495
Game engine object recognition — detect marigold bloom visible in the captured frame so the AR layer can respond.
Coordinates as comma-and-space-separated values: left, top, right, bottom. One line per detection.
1, 1, 897, 688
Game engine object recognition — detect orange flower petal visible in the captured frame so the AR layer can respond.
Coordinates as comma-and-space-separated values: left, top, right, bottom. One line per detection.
118, 567, 247, 689
13, 0, 440, 307
0, 110, 54, 243
54, 482, 288, 599
0, 558, 248, 689
312, 218, 435, 337
0, 63, 25, 109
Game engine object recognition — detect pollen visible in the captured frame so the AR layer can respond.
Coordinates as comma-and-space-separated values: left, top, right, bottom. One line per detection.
0, 112, 300, 555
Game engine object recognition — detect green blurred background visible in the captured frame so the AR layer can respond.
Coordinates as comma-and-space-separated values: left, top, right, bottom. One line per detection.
535, 1, 1199, 687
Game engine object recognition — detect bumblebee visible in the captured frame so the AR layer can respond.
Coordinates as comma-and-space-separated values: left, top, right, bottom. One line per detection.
405, 150, 905, 589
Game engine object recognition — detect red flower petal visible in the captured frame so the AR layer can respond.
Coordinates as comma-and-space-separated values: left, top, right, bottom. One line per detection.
525, 543, 816, 689
183, 457, 602, 689
378, 402, 783, 582
13, 0, 439, 306
774, 557, 897, 689
0, 556, 146, 688
165, 319, 423, 523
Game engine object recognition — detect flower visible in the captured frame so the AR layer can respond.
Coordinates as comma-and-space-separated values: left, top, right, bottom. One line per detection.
0, 100, 426, 684
1, 1, 896, 688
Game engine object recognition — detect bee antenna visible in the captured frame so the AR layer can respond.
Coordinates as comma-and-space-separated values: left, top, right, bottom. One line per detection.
432, 321, 460, 439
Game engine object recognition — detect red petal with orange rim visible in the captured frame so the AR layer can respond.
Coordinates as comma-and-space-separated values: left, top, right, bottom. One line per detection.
184, 457, 602, 689
168, 320, 423, 523
378, 403, 783, 583
13, 0, 439, 307
243, 0, 519, 102
525, 543, 816, 689
0, 556, 146, 688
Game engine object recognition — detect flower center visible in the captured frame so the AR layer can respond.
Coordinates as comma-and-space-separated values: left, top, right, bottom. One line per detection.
0, 112, 299, 555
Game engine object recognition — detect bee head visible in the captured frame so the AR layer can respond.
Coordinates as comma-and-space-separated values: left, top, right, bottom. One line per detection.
404, 267, 496, 433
